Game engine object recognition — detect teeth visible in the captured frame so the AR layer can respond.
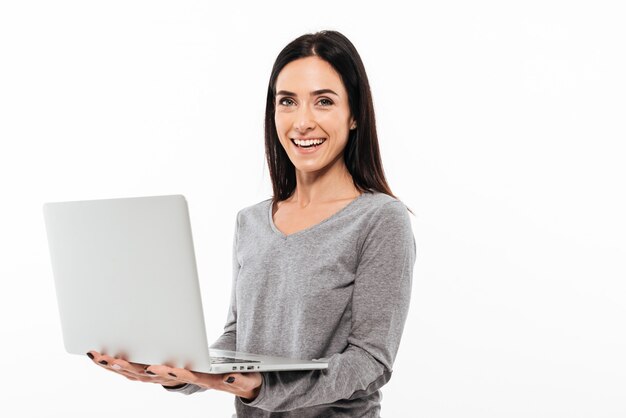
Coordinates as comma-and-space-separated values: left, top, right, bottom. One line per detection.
293, 138, 325, 146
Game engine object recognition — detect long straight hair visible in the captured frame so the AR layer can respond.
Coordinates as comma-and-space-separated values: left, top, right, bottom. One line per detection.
264, 30, 412, 214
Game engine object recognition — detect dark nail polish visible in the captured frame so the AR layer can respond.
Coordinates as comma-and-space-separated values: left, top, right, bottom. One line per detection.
99, 360, 108, 365
86, 352, 94, 359
145, 370, 156, 375
225, 376, 235, 384
168, 372, 177, 378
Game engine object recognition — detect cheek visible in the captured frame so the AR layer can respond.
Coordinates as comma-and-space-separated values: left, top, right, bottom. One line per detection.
317, 113, 350, 134
274, 114, 290, 137
275, 112, 296, 128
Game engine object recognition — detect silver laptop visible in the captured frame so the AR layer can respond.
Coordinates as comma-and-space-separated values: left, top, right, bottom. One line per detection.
42, 194, 328, 374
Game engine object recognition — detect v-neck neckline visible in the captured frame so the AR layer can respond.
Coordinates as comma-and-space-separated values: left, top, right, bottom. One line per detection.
268, 192, 369, 239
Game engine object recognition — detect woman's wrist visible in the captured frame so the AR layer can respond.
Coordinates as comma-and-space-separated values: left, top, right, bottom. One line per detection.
238, 380, 262, 403
241, 385, 261, 400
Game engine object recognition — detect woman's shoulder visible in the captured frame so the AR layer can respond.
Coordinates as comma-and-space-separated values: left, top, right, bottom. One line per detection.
238, 198, 272, 215
359, 191, 410, 216
237, 197, 272, 213
232, 197, 273, 225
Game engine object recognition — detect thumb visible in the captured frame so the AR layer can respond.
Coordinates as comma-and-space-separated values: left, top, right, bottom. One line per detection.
223, 372, 262, 391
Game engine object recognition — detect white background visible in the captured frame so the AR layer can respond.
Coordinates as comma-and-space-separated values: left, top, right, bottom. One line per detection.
1, 1, 625, 417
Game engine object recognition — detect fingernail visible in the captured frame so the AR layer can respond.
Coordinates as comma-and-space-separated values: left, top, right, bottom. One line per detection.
86, 352, 94, 359
145, 370, 156, 375
99, 360, 108, 365
111, 364, 122, 370
168, 372, 177, 378
225, 376, 235, 384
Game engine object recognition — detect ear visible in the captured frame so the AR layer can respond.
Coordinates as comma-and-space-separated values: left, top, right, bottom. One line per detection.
349, 117, 357, 130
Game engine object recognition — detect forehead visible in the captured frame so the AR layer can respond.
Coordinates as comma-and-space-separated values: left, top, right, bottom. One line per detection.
275, 56, 346, 94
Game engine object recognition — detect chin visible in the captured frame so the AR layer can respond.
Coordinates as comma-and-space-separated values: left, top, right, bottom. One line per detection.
292, 162, 325, 172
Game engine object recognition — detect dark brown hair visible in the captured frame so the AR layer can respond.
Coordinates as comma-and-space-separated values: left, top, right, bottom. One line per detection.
264, 30, 412, 214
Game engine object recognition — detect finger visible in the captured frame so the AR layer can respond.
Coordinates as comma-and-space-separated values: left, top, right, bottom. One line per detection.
92, 358, 147, 381
148, 365, 219, 389
114, 366, 173, 384
144, 365, 189, 386
110, 358, 148, 377
86, 350, 104, 365
222, 372, 262, 392
115, 369, 143, 381
90, 352, 116, 367
145, 364, 182, 380
87, 351, 114, 368
88, 352, 147, 379
175, 369, 257, 394
86, 352, 175, 385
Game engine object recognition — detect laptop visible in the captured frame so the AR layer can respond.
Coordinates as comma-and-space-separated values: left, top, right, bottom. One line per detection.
42, 194, 328, 374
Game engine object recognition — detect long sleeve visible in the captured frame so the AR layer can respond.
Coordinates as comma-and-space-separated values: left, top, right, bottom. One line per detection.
210, 211, 240, 351
162, 382, 207, 395
240, 200, 416, 412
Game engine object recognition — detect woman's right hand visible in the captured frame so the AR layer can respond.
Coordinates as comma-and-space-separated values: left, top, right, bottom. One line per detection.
86, 350, 185, 388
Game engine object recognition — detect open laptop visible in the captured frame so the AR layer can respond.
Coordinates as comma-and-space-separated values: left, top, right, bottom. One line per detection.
42, 194, 328, 374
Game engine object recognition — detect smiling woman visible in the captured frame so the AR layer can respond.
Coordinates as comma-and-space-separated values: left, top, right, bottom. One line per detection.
211, 29, 415, 417
263, 31, 399, 209
85, 30, 416, 418
273, 56, 356, 170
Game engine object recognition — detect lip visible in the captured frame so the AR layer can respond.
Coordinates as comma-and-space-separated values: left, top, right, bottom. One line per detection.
290, 138, 326, 154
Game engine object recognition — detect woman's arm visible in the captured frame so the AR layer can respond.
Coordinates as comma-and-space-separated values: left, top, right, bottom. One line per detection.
241, 201, 416, 411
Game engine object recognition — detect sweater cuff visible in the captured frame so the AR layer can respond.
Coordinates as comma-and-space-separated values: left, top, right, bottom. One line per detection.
162, 383, 208, 395
162, 383, 188, 391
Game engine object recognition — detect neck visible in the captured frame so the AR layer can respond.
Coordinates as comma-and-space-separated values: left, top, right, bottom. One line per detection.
290, 159, 360, 208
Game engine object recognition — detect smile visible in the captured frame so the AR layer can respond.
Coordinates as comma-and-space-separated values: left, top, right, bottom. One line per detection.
291, 138, 326, 148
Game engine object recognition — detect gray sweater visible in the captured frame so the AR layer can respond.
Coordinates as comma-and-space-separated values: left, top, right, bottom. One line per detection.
168, 191, 416, 417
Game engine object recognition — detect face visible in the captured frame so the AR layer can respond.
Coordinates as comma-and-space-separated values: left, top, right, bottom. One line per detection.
274, 56, 356, 175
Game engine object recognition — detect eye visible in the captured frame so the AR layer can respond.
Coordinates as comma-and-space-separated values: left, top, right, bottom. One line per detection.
318, 98, 334, 106
278, 97, 295, 106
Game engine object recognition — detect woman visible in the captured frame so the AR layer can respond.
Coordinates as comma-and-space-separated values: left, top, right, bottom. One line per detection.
88, 30, 416, 417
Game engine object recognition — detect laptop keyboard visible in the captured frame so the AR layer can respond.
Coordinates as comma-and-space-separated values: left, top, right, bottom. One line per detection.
211, 356, 261, 364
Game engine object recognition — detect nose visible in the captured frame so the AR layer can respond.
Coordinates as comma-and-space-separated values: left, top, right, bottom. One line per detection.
293, 104, 315, 133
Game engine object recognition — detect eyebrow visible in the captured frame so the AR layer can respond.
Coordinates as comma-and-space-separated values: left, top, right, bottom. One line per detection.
276, 89, 340, 97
